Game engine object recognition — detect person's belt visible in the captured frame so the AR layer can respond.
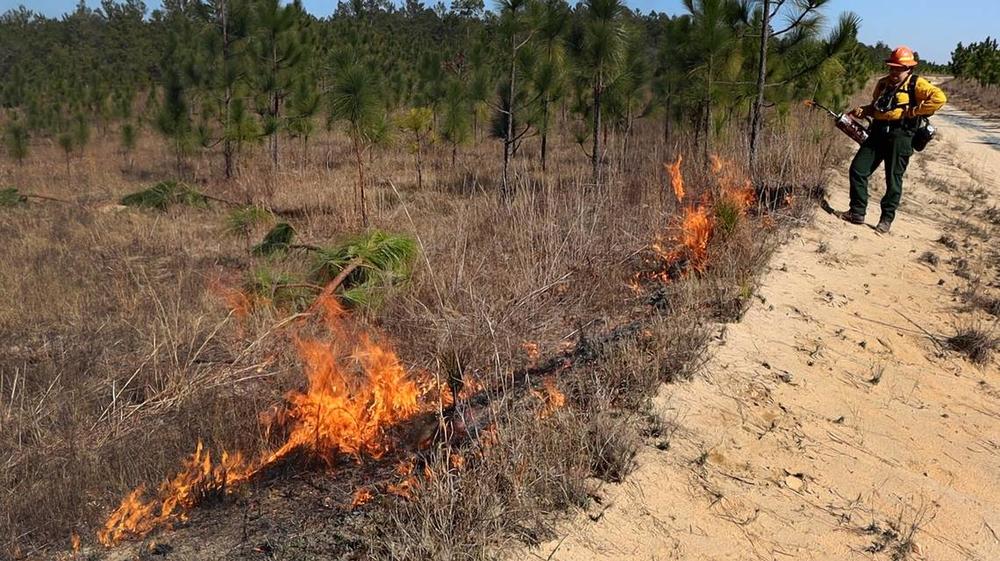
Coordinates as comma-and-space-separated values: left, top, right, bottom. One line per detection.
872, 118, 918, 131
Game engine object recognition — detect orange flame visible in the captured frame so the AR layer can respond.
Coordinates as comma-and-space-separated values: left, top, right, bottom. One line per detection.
71, 531, 80, 554
667, 154, 685, 203
532, 376, 566, 418
709, 154, 723, 174
637, 155, 757, 289
386, 460, 419, 498
680, 206, 712, 269
350, 487, 373, 509
521, 341, 540, 364
99, 295, 432, 546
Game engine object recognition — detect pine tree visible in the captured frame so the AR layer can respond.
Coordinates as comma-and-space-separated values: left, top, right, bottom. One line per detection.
156, 69, 194, 175
3, 119, 29, 165
576, 0, 627, 183
252, 0, 310, 168
120, 121, 138, 171
682, 0, 743, 163
397, 107, 435, 188
328, 59, 387, 226
440, 79, 472, 166
747, 0, 859, 173
496, 0, 540, 195
57, 132, 74, 177
288, 75, 321, 166
533, 0, 569, 171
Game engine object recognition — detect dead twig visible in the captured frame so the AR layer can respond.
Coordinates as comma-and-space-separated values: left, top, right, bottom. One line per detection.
895, 310, 945, 350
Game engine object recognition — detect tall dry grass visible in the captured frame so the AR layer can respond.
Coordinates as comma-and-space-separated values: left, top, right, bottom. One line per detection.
941, 77, 1000, 119
0, 107, 841, 558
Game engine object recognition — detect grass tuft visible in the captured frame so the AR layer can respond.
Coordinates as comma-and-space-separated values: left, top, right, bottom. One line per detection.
713, 196, 743, 235
918, 251, 940, 266
946, 323, 999, 364
936, 234, 958, 250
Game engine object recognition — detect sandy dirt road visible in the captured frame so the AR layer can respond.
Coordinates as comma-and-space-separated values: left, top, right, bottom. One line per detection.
532, 106, 1000, 560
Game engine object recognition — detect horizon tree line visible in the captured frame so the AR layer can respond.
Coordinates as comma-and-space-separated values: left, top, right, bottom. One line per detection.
2, 0, 891, 220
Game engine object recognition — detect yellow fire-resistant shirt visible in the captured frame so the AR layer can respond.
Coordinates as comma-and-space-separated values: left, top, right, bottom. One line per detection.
866, 74, 947, 121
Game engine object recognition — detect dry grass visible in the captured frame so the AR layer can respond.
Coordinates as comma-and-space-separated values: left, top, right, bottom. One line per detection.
946, 322, 999, 364
0, 107, 835, 558
942, 78, 1000, 119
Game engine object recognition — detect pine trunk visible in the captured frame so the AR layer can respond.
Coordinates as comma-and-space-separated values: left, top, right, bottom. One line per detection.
748, 0, 770, 175
591, 78, 602, 184
503, 38, 516, 196
353, 133, 367, 227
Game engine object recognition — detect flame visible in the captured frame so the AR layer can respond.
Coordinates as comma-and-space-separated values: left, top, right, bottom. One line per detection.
99, 294, 432, 546
679, 206, 712, 269
666, 154, 685, 203
521, 341, 540, 364
709, 154, 723, 174
350, 487, 373, 509
71, 531, 80, 554
532, 376, 566, 418
386, 460, 419, 498
637, 154, 757, 289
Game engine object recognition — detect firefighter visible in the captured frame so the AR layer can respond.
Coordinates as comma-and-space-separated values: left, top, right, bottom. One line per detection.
840, 46, 947, 233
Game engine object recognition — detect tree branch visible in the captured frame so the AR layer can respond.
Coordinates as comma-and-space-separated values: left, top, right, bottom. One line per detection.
771, 3, 819, 37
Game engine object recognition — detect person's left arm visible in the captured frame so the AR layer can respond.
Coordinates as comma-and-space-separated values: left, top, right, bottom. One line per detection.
905, 78, 947, 118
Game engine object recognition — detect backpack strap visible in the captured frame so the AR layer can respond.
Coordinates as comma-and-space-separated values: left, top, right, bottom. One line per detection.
906, 74, 919, 107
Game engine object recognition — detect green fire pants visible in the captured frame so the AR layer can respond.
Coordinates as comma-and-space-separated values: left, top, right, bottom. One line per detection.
848, 124, 914, 224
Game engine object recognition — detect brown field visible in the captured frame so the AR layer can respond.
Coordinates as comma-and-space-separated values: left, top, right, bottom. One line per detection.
0, 111, 840, 559
942, 77, 1000, 119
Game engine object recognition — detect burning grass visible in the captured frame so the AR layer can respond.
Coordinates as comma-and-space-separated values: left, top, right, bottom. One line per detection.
97, 294, 440, 546
0, 111, 833, 558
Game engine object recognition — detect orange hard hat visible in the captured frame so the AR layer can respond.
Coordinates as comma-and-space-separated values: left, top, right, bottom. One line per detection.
886, 46, 918, 68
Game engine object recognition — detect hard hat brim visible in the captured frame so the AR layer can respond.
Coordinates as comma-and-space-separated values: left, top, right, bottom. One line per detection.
885, 60, 918, 68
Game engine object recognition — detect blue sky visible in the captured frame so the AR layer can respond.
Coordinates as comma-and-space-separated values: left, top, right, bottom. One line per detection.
4, 0, 997, 64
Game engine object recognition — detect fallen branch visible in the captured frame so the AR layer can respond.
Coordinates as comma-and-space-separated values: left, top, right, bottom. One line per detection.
305, 258, 364, 315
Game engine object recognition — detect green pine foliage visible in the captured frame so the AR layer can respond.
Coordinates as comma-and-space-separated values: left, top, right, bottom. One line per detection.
311, 231, 418, 308
3, 120, 29, 164
251, 222, 296, 255
227, 205, 276, 237
951, 37, 1000, 86
0, 0, 882, 182
0, 187, 28, 207
120, 181, 210, 210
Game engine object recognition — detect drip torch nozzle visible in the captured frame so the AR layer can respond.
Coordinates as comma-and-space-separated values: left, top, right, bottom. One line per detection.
804, 99, 838, 118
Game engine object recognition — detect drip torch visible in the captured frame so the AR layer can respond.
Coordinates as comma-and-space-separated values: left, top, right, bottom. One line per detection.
805, 100, 870, 145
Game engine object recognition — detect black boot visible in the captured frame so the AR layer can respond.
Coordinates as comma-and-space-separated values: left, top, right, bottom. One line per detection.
838, 210, 865, 225
875, 218, 892, 234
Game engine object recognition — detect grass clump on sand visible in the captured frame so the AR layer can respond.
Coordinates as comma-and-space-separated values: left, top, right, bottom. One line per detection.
946, 323, 999, 364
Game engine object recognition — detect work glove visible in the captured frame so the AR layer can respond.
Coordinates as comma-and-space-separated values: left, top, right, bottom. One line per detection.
850, 106, 868, 118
